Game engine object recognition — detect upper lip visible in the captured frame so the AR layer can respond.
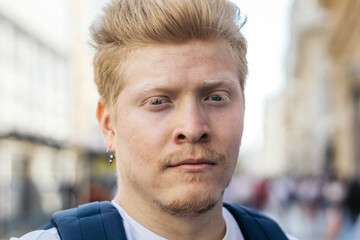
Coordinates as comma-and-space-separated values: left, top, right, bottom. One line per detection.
169, 158, 216, 167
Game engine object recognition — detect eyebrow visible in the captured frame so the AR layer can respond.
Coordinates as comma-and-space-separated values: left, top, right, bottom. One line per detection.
132, 77, 240, 96
198, 77, 240, 92
132, 80, 174, 95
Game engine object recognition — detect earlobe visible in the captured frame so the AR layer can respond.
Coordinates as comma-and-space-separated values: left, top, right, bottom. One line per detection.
96, 100, 115, 151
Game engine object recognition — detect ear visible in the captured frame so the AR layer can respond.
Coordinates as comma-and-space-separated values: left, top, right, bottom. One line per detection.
96, 99, 116, 152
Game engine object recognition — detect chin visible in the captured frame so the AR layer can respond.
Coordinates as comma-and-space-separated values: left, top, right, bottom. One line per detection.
154, 183, 225, 218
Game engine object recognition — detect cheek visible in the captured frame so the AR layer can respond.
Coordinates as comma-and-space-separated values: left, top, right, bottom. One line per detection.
115, 113, 168, 164
220, 113, 244, 159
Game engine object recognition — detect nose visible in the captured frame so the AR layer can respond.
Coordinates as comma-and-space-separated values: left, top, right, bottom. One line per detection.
172, 102, 211, 144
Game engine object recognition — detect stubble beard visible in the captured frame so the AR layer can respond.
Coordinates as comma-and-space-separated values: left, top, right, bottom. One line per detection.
153, 145, 231, 218
153, 188, 226, 218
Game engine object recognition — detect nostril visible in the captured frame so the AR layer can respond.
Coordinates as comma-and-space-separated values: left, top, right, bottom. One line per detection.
175, 132, 209, 142
178, 134, 186, 140
200, 133, 208, 140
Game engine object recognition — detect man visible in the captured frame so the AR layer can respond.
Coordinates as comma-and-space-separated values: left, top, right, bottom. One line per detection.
13, 0, 294, 239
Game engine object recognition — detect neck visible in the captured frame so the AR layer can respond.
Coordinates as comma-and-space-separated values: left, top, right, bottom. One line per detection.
114, 193, 226, 240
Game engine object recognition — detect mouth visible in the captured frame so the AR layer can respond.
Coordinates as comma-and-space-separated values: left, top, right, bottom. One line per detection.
167, 158, 216, 173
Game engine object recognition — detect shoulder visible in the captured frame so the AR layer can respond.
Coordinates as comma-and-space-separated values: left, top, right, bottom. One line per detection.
223, 202, 273, 220
10, 202, 117, 240
287, 234, 298, 240
10, 228, 60, 240
223, 202, 281, 230
223, 202, 293, 240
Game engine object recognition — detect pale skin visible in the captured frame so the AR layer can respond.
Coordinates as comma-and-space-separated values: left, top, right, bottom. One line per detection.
97, 40, 245, 240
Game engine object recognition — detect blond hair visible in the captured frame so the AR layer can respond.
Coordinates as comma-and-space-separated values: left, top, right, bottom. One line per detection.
91, 0, 247, 109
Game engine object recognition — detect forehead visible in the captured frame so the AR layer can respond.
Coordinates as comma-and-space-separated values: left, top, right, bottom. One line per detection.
121, 40, 239, 90
129, 40, 235, 68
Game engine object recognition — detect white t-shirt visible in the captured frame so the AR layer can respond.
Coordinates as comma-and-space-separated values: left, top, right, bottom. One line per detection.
11, 201, 244, 240
111, 200, 244, 240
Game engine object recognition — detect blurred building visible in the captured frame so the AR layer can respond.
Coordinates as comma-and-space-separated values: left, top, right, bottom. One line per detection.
249, 93, 288, 177
0, 0, 113, 238
319, 0, 360, 178
268, 0, 360, 178
282, 0, 333, 177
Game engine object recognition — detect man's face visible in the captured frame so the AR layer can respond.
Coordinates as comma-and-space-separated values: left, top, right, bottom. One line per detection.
106, 40, 244, 216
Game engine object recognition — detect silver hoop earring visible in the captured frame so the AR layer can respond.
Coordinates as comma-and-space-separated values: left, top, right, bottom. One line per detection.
106, 146, 115, 165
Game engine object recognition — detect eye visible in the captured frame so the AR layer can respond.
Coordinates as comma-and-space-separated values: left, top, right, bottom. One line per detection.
204, 91, 230, 106
207, 94, 224, 102
205, 93, 229, 102
150, 98, 169, 105
144, 96, 172, 111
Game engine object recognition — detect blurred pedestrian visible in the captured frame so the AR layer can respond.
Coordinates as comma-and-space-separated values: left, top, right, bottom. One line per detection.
324, 179, 360, 240
253, 179, 269, 210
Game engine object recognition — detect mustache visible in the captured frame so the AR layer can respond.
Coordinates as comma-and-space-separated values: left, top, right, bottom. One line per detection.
160, 145, 225, 170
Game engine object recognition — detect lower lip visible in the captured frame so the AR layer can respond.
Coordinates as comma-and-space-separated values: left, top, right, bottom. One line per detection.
169, 163, 215, 173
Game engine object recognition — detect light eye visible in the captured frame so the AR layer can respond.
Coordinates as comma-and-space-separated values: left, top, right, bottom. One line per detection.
150, 98, 168, 105
145, 97, 172, 109
208, 94, 224, 101
205, 94, 226, 102
204, 91, 230, 106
